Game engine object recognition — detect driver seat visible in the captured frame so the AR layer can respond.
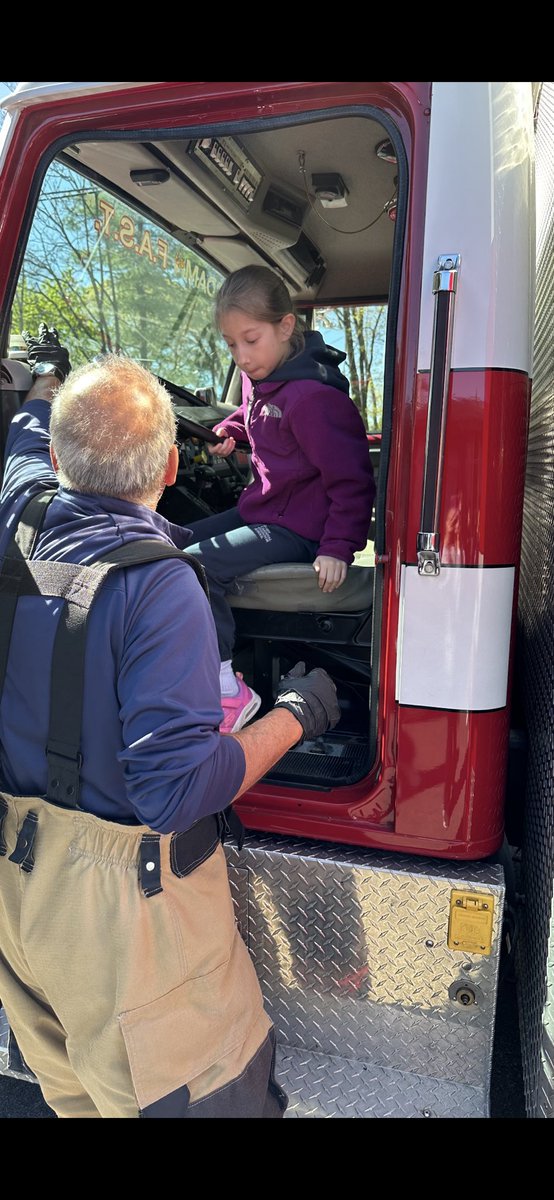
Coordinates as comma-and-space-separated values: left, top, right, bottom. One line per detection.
228, 560, 372, 612
228, 559, 374, 708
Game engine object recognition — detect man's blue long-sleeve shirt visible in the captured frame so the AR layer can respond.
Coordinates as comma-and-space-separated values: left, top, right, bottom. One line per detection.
0, 400, 246, 832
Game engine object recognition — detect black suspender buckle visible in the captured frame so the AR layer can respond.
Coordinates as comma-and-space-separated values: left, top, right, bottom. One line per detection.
46, 744, 83, 808
8, 810, 39, 873
139, 834, 163, 898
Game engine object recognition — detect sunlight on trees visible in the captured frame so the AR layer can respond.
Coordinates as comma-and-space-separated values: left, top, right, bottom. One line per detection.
314, 305, 386, 431
10, 161, 230, 392
3, 118, 388, 424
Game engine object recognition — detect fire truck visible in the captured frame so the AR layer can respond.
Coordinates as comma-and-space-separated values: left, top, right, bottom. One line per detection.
0, 80, 552, 1118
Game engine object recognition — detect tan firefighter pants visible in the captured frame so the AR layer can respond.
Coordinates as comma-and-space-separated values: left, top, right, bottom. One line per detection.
0, 792, 287, 1118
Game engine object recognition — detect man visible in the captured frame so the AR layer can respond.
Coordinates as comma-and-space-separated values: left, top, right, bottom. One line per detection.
0, 326, 340, 1118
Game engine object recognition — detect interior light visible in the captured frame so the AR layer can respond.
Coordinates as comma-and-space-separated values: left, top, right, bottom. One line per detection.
311, 173, 349, 209
375, 139, 397, 165
130, 168, 171, 187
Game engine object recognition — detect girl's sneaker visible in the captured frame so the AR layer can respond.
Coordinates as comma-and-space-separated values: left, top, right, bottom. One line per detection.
220, 675, 261, 733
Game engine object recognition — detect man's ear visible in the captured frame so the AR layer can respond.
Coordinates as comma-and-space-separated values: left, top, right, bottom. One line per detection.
50, 444, 59, 473
164, 442, 179, 487
279, 313, 296, 342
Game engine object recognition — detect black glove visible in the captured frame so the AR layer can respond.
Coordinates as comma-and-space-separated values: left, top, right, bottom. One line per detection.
273, 661, 341, 743
22, 322, 72, 382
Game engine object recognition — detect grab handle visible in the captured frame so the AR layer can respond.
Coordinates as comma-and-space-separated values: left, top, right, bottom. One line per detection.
417, 253, 461, 576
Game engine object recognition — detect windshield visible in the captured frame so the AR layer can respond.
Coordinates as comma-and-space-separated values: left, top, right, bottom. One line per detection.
9, 160, 229, 390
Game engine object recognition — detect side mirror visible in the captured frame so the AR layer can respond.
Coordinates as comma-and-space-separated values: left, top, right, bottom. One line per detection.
195, 387, 216, 406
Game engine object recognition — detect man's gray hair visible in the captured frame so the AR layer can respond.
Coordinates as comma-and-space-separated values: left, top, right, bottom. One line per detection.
49, 355, 177, 502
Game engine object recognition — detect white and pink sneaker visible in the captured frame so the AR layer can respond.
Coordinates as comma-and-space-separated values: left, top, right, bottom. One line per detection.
220, 674, 261, 733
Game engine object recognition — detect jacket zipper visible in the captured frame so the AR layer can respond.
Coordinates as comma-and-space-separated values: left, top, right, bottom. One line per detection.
245, 383, 256, 434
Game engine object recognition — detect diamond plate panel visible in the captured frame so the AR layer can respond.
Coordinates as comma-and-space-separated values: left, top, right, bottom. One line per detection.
227, 834, 504, 1113
0, 1006, 35, 1082
0, 1006, 9, 1074
517, 80, 554, 1120
276, 1047, 485, 1118
1, 837, 504, 1115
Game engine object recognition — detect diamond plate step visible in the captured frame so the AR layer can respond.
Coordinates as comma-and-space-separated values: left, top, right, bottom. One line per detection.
277, 1046, 486, 1118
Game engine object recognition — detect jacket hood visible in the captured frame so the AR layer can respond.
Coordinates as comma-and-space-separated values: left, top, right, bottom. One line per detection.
260, 329, 350, 394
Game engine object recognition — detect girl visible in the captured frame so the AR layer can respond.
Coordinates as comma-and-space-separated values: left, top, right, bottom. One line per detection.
185, 266, 375, 733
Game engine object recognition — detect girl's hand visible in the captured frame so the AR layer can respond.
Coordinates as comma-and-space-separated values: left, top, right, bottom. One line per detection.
313, 556, 348, 593
208, 430, 236, 457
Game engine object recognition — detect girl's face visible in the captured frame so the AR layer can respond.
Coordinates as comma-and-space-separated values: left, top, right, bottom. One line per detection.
219, 308, 296, 381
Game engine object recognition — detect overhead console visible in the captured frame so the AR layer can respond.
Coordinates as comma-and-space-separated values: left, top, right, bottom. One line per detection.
186, 135, 305, 251
161, 137, 326, 292
62, 133, 326, 294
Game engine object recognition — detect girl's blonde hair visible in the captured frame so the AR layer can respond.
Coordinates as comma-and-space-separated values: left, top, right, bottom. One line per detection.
215, 266, 305, 358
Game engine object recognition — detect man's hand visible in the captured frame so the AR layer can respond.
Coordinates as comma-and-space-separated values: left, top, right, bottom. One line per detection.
22, 322, 72, 382
313, 555, 348, 593
273, 661, 340, 743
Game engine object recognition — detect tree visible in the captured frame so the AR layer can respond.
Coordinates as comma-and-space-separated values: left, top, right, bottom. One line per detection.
316, 304, 386, 431
10, 159, 230, 393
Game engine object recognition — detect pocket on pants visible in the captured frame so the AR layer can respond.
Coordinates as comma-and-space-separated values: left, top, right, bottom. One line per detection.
186, 1026, 288, 1119
119, 932, 273, 1117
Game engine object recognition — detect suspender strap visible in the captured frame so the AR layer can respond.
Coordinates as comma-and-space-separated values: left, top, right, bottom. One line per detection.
45, 559, 119, 806
98, 539, 209, 597
0, 554, 126, 806
45, 545, 206, 808
12, 489, 57, 559
0, 489, 56, 694
0, 492, 209, 809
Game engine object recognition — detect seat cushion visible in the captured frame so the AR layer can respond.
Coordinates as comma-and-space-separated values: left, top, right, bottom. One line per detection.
227, 562, 373, 613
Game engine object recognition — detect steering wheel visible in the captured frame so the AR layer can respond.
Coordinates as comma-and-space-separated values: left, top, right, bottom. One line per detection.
175, 413, 225, 445
175, 412, 250, 451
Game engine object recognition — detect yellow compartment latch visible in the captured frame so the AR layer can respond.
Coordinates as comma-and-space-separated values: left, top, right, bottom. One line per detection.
447, 890, 494, 955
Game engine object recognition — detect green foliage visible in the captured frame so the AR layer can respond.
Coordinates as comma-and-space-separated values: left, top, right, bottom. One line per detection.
314, 304, 386, 431
9, 157, 388, 423
10, 161, 230, 393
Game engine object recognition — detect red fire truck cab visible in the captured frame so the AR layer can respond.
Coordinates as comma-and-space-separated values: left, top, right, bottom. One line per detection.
0, 81, 551, 1119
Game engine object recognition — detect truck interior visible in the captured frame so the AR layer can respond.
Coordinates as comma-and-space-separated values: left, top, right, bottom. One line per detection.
1, 104, 404, 795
